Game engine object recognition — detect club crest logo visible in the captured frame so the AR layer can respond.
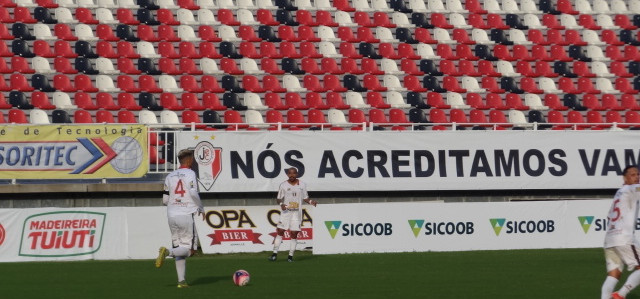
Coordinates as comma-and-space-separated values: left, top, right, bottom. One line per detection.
195, 141, 222, 191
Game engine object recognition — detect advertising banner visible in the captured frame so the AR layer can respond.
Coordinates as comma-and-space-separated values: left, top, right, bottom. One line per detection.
0, 205, 312, 261
0, 124, 148, 179
178, 131, 640, 192
0, 207, 129, 262
195, 205, 314, 254
313, 200, 613, 254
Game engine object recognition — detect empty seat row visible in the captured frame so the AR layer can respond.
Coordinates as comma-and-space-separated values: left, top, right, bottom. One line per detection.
5, 106, 635, 132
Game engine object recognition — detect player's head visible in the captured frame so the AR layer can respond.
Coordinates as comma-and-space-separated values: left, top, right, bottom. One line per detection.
286, 167, 298, 181
178, 149, 194, 167
622, 165, 639, 185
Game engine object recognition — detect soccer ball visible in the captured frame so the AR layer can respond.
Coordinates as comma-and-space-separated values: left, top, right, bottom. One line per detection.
233, 270, 250, 286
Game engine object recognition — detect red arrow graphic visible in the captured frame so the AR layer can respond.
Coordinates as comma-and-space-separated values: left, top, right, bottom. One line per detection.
84, 138, 117, 174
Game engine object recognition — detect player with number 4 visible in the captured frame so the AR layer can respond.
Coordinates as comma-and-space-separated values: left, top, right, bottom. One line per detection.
155, 149, 204, 288
601, 165, 640, 299
269, 167, 316, 262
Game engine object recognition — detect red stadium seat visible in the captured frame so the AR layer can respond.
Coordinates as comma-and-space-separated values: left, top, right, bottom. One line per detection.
426, 92, 450, 109
257, 9, 279, 26
14, 7, 37, 23
158, 25, 180, 42
10, 74, 34, 91
468, 14, 490, 29
96, 92, 120, 110
198, 25, 222, 42
265, 93, 289, 110
366, 92, 391, 109
137, 24, 161, 41
404, 75, 427, 92
465, 0, 487, 13
243, 75, 266, 93
117, 41, 141, 58
239, 25, 261, 42
31, 92, 56, 109
303, 75, 327, 92
547, 110, 571, 130
75, 92, 99, 110
117, 110, 138, 124
96, 110, 115, 123
76, 8, 99, 24
180, 75, 205, 93
54, 24, 78, 41
179, 58, 203, 75
117, 93, 142, 110
202, 93, 227, 110
53, 74, 76, 92
218, 9, 240, 26
117, 75, 141, 93
326, 92, 350, 109
157, 9, 180, 25
8, 109, 28, 123
261, 58, 285, 75
323, 74, 347, 92
485, 93, 509, 110
306, 92, 330, 110
160, 93, 185, 110
117, 8, 140, 25
201, 75, 226, 93
284, 92, 309, 110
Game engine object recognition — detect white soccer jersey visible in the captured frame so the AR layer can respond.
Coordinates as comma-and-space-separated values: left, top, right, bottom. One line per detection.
164, 167, 203, 218
277, 180, 309, 212
605, 184, 640, 248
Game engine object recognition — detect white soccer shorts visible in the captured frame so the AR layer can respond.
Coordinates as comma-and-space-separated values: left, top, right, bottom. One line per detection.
605, 245, 640, 272
168, 214, 199, 250
276, 210, 301, 231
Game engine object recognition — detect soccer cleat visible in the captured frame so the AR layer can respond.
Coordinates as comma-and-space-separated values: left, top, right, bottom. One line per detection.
155, 247, 169, 268
268, 253, 277, 261
177, 281, 189, 288
612, 292, 625, 299
287, 255, 293, 262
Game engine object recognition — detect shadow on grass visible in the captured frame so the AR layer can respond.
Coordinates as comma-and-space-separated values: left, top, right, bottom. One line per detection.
291, 253, 316, 262
190, 275, 227, 286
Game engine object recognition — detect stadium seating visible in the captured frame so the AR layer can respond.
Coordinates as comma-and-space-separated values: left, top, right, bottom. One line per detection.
1, 0, 640, 154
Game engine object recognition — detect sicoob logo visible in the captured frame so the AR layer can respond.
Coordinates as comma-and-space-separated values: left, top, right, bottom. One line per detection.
19, 211, 106, 257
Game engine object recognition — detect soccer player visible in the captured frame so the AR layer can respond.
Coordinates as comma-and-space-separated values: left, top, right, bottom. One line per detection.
155, 149, 204, 288
602, 165, 640, 299
269, 167, 316, 262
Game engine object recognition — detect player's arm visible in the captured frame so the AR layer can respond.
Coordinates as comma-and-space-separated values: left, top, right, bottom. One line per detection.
276, 185, 286, 211
188, 174, 204, 214
303, 198, 316, 207
302, 185, 316, 206
162, 181, 169, 205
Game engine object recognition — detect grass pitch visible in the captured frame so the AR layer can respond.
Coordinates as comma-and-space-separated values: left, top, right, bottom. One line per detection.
2, 248, 630, 299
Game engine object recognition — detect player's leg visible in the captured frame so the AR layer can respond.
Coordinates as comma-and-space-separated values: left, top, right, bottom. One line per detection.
270, 228, 285, 261
287, 218, 301, 262
270, 211, 290, 261
156, 216, 184, 268
170, 215, 196, 287
288, 230, 299, 262
612, 245, 640, 298
603, 248, 623, 299
168, 215, 192, 258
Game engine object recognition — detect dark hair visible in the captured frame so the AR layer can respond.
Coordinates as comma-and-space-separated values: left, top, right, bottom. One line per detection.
178, 149, 194, 164
623, 165, 638, 176
286, 167, 298, 173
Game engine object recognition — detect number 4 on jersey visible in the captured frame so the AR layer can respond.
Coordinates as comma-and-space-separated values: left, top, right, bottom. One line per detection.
175, 179, 186, 197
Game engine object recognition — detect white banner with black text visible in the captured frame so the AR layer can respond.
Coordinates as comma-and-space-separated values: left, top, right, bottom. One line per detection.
178, 131, 640, 192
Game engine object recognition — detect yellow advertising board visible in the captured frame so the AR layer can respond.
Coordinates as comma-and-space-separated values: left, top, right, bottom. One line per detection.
0, 125, 148, 179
